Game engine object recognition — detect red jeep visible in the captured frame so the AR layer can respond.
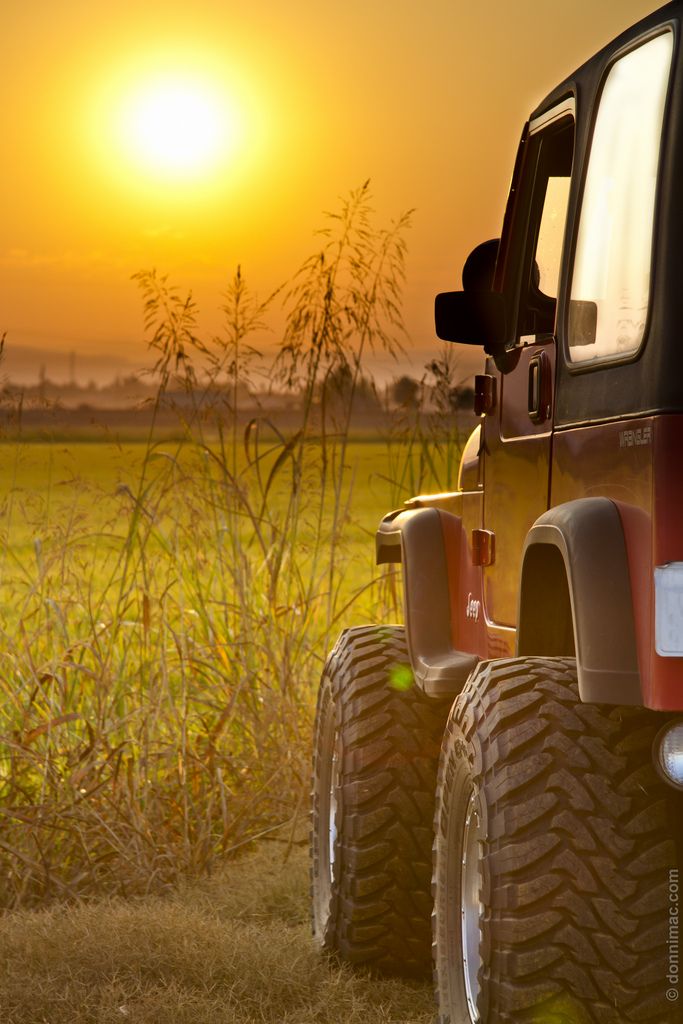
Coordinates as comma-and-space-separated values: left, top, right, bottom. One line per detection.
311, 4, 683, 1022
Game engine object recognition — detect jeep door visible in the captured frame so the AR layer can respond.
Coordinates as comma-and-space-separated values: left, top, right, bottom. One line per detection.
482, 107, 575, 628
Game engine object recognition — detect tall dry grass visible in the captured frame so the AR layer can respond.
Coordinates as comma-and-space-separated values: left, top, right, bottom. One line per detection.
0, 185, 464, 908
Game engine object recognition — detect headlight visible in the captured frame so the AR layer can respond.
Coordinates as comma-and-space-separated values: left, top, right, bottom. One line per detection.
653, 720, 683, 789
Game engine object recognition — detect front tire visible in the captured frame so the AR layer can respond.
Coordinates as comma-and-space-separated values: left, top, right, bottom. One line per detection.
310, 625, 451, 977
433, 656, 682, 1023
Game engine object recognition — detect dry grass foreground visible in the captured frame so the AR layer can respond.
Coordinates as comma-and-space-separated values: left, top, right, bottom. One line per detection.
0, 843, 434, 1024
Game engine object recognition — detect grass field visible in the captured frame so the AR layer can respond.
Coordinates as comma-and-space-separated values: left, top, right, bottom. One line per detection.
0, 438, 398, 578
0, 434, 453, 1018
0, 430, 463, 906
0, 436, 446, 631
0, 191, 462, 1021
0, 841, 435, 1024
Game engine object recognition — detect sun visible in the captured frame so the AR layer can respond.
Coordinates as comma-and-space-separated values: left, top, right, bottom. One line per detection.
116, 72, 240, 182
87, 52, 269, 206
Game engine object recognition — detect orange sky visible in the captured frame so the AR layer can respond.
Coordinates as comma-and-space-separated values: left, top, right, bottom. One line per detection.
0, 0, 662, 384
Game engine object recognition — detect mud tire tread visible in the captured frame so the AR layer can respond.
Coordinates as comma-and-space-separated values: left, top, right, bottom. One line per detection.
311, 625, 452, 977
434, 656, 681, 1023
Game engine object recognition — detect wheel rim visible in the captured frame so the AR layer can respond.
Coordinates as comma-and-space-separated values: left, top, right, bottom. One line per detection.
328, 746, 339, 875
313, 700, 340, 939
461, 789, 484, 1021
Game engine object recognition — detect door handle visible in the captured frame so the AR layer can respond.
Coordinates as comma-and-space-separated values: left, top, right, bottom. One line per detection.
528, 352, 551, 424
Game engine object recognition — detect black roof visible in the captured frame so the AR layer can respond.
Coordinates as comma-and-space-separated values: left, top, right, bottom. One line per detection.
530, 1, 680, 121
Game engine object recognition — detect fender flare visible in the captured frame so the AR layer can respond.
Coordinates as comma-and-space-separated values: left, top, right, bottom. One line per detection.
376, 508, 477, 696
519, 497, 642, 705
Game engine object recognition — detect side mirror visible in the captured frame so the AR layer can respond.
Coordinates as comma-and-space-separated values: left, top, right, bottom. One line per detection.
434, 239, 507, 351
435, 290, 506, 348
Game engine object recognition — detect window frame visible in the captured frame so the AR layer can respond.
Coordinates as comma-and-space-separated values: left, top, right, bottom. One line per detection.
562, 25, 676, 375
495, 98, 575, 351
519, 107, 575, 340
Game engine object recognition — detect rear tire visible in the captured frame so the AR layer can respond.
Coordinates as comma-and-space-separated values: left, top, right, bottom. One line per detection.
310, 625, 451, 977
433, 656, 682, 1023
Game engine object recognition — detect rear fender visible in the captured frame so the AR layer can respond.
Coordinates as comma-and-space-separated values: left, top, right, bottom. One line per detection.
518, 498, 642, 705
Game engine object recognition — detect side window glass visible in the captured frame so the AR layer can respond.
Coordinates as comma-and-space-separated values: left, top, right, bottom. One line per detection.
520, 119, 574, 336
535, 176, 571, 299
568, 32, 673, 363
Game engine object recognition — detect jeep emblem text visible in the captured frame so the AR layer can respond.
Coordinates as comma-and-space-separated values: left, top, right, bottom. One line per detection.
619, 426, 652, 448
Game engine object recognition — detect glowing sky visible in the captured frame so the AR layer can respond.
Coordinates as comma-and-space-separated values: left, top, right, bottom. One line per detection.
0, 0, 661, 383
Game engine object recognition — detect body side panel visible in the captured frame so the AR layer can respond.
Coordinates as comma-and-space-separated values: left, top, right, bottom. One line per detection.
551, 420, 652, 700
483, 343, 554, 627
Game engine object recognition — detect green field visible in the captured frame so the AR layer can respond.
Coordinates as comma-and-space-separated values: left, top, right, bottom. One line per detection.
0, 438, 440, 632
0, 439, 398, 582
0, 433, 463, 907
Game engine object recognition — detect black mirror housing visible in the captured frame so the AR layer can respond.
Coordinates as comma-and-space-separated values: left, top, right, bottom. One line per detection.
434, 290, 507, 351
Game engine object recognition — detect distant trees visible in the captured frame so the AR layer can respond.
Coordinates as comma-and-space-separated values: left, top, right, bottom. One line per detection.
391, 375, 420, 408
389, 365, 474, 414
452, 385, 475, 410
319, 362, 380, 417
425, 358, 473, 414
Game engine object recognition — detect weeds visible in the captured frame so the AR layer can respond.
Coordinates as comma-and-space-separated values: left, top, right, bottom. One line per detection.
0, 185, 464, 907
